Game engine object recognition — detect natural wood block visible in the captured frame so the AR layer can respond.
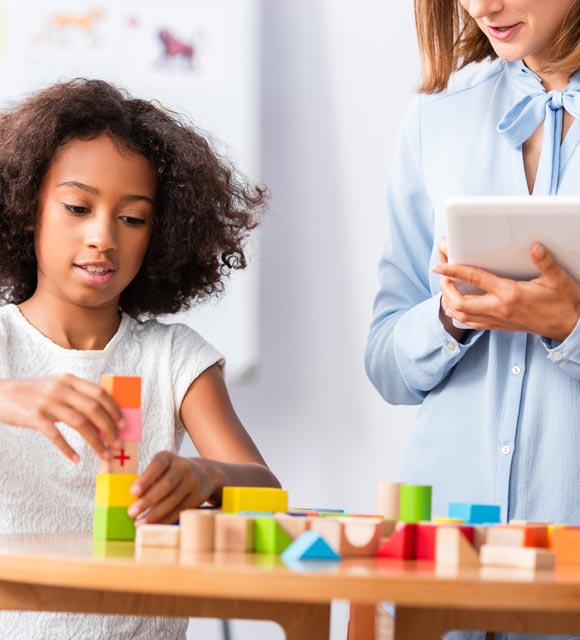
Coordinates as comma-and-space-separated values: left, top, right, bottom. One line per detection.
221, 486, 288, 514
100, 375, 141, 408
215, 514, 254, 552
135, 524, 180, 548
480, 544, 555, 570
551, 527, 580, 563
93, 506, 135, 541
274, 513, 311, 539
95, 474, 138, 508
310, 518, 381, 557
179, 509, 217, 552
487, 525, 548, 548
254, 517, 293, 554
435, 526, 479, 567
97, 441, 139, 474
376, 482, 401, 520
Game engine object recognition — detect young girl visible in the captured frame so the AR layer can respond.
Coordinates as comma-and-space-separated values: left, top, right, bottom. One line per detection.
0, 79, 279, 639
366, 1, 580, 639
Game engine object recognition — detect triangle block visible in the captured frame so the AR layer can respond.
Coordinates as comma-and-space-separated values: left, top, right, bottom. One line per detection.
281, 530, 341, 562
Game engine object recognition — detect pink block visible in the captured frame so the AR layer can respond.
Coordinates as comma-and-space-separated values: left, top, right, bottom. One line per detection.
119, 408, 142, 442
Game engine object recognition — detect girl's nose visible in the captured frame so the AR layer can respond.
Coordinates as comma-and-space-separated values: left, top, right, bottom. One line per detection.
464, 0, 504, 20
85, 216, 118, 252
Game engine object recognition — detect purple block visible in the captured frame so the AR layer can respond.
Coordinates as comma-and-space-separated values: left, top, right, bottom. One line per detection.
119, 408, 142, 442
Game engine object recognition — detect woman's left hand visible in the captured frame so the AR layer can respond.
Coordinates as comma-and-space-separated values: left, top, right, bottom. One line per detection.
433, 243, 580, 341
128, 451, 214, 525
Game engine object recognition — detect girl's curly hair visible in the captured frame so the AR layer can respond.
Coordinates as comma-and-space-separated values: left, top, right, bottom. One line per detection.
0, 78, 266, 317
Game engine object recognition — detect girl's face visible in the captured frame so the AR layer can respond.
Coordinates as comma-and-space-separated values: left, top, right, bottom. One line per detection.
35, 134, 156, 310
459, 0, 576, 69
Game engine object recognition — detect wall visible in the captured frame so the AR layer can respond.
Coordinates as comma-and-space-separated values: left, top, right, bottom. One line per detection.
184, 1, 421, 637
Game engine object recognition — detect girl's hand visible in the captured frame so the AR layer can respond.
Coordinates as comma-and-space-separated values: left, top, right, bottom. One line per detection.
128, 451, 214, 525
0, 375, 123, 462
433, 242, 580, 341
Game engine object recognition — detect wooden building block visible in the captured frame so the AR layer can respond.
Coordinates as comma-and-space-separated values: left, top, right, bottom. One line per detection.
435, 526, 479, 567
95, 473, 138, 508
100, 375, 141, 408
274, 513, 311, 539
254, 517, 293, 554
449, 502, 501, 524
480, 544, 555, 569
550, 527, 580, 563
135, 524, 180, 548
93, 506, 135, 541
375, 523, 416, 559
98, 441, 139, 474
433, 517, 464, 524
376, 482, 401, 520
548, 524, 566, 548
215, 514, 254, 552
418, 523, 475, 561
118, 408, 142, 442
179, 509, 216, 552
281, 531, 340, 562
311, 518, 382, 557
487, 525, 548, 548
221, 486, 288, 514
399, 485, 432, 523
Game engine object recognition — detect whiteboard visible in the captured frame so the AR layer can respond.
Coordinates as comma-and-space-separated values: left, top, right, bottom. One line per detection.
0, 0, 261, 380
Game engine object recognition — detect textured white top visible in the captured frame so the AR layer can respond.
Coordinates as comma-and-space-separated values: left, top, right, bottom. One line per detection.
0, 303, 223, 639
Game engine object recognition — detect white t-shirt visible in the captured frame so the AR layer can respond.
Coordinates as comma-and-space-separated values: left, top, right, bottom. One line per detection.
0, 303, 223, 639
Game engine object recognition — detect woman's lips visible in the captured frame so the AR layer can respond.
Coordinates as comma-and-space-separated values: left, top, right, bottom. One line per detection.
486, 23, 522, 42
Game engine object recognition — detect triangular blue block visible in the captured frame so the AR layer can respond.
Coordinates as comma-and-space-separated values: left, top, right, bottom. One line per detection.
281, 531, 341, 562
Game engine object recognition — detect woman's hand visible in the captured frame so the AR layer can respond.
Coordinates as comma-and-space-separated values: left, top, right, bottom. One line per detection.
128, 451, 215, 525
0, 374, 123, 462
436, 237, 468, 341
433, 241, 580, 341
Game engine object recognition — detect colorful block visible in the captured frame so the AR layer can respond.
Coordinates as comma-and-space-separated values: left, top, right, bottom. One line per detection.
487, 525, 548, 548
221, 486, 288, 514
95, 473, 138, 508
375, 522, 416, 559
93, 506, 135, 541
399, 485, 432, 523
100, 375, 141, 408
254, 517, 293, 554
551, 527, 580, 563
118, 408, 142, 442
98, 441, 139, 474
449, 502, 500, 524
281, 531, 340, 562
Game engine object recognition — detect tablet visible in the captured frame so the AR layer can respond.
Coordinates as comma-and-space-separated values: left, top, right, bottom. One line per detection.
445, 195, 580, 327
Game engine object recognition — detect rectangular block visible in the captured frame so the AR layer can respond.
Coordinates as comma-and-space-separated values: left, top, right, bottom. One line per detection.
118, 408, 142, 442
98, 441, 139, 474
435, 526, 479, 567
376, 523, 416, 559
93, 507, 135, 541
179, 509, 217, 553
100, 375, 141, 408
274, 513, 312, 539
480, 544, 555, 570
551, 527, 580, 563
215, 514, 254, 552
135, 524, 180, 548
254, 517, 293, 554
449, 502, 501, 524
487, 525, 548, 548
95, 473, 138, 508
221, 486, 288, 514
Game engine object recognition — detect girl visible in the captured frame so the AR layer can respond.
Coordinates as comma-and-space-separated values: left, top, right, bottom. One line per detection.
0, 79, 279, 639
366, 1, 580, 639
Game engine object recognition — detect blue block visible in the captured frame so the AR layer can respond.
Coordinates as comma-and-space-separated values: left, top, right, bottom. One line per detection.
238, 511, 275, 517
448, 502, 501, 524
281, 531, 341, 562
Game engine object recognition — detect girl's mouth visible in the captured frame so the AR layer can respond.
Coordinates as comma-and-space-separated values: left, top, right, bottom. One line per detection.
74, 264, 115, 285
486, 23, 522, 42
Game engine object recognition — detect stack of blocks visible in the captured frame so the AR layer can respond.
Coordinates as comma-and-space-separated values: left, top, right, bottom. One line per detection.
93, 375, 142, 542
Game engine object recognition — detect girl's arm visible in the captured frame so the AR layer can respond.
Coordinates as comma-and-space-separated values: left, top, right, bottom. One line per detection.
365, 98, 485, 406
128, 364, 280, 525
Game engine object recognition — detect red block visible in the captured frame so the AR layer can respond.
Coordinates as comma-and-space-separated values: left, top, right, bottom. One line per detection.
416, 523, 475, 560
376, 523, 417, 559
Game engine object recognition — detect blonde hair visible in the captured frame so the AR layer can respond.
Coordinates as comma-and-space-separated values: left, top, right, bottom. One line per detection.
414, 0, 580, 93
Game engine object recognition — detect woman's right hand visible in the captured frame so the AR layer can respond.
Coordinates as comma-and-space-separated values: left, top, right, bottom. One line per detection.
436, 237, 467, 342
0, 374, 123, 462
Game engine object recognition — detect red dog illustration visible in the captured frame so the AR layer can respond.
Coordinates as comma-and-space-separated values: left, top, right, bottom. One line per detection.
157, 29, 196, 69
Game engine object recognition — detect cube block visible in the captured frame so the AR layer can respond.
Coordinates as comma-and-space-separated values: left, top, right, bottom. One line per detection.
221, 486, 288, 514
100, 375, 141, 408
98, 441, 139, 474
95, 473, 138, 508
254, 517, 293, 554
449, 502, 501, 524
118, 408, 142, 442
93, 506, 135, 541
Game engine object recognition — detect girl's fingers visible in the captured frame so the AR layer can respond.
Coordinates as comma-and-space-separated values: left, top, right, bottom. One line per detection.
68, 378, 123, 445
154, 496, 193, 526
38, 420, 79, 462
47, 402, 111, 459
134, 482, 190, 525
131, 451, 173, 497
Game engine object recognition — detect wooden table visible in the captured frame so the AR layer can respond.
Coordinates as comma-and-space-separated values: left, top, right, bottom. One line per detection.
1, 534, 580, 639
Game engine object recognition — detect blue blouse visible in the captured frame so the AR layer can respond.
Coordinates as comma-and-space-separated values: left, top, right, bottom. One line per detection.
366, 60, 580, 640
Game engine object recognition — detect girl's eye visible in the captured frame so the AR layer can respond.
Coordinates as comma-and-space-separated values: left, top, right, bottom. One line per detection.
64, 204, 89, 215
121, 216, 146, 226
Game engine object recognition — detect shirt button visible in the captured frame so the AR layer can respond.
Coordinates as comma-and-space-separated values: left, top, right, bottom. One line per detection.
511, 365, 521, 375
447, 341, 457, 351
553, 351, 563, 362
501, 445, 511, 455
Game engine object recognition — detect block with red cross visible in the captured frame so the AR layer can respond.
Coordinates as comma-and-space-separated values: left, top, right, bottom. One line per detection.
98, 441, 139, 474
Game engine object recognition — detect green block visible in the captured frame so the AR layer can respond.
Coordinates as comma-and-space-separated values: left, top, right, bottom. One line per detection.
399, 484, 432, 523
93, 506, 135, 541
254, 517, 293, 554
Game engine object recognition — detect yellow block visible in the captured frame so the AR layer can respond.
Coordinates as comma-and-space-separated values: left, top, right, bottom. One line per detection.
433, 517, 465, 524
221, 486, 288, 514
95, 473, 138, 508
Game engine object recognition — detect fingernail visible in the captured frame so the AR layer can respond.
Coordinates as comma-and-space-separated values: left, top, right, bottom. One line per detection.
113, 439, 122, 449
534, 244, 545, 258
101, 450, 112, 461
432, 266, 443, 273
71, 453, 80, 463
130, 483, 141, 496
128, 505, 139, 517
117, 418, 126, 428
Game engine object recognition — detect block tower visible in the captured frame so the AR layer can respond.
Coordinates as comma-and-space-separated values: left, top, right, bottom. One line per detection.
93, 375, 142, 541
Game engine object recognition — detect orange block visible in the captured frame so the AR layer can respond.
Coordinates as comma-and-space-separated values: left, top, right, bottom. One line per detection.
551, 527, 580, 564
487, 524, 548, 548
100, 375, 141, 409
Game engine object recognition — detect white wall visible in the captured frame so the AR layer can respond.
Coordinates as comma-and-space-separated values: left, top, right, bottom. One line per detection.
185, 1, 420, 638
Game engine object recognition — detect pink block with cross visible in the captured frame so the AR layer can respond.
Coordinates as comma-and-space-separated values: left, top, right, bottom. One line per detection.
119, 408, 142, 442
